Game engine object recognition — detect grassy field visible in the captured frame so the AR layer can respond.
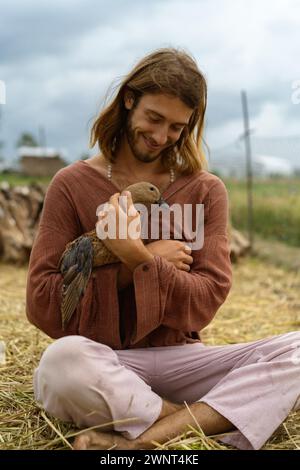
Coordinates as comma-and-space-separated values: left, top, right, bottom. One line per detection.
224, 177, 300, 248
0, 172, 52, 186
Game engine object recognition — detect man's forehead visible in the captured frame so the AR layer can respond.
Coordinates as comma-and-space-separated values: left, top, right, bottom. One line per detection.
140, 93, 193, 124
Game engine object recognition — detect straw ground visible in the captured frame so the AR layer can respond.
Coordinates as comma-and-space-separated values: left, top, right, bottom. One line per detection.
0, 241, 300, 450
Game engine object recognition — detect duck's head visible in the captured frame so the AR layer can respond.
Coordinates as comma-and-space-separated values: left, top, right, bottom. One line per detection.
125, 181, 169, 208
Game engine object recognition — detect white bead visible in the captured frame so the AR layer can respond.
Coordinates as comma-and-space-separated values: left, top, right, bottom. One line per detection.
170, 168, 175, 183
107, 163, 112, 180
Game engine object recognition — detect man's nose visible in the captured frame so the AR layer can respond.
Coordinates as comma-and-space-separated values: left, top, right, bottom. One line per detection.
151, 127, 169, 146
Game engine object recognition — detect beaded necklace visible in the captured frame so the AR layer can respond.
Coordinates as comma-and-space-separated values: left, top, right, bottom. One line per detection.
107, 162, 175, 185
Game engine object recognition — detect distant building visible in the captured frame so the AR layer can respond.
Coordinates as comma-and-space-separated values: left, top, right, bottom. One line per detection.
18, 146, 67, 177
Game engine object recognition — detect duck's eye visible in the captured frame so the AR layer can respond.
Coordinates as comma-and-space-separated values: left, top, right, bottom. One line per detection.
150, 187, 155, 191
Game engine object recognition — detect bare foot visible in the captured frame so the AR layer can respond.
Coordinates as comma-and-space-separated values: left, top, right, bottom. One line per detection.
73, 430, 136, 450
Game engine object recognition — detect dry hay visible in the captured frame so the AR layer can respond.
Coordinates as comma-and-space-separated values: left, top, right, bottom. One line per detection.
0, 249, 300, 450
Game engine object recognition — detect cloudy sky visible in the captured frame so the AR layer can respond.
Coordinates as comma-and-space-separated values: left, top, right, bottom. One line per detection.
0, 0, 299, 164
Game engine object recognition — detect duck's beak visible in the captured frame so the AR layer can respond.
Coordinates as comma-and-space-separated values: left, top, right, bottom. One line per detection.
157, 196, 169, 209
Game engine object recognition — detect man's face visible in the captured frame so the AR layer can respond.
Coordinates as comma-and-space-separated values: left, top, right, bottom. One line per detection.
124, 93, 193, 164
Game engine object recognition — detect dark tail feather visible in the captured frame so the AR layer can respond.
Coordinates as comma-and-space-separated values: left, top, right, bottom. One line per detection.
61, 271, 89, 329
60, 236, 94, 330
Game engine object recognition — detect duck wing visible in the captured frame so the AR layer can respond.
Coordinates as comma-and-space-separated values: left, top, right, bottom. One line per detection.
59, 236, 94, 329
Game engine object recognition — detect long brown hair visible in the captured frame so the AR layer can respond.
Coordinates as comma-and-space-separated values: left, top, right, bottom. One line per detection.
90, 47, 208, 175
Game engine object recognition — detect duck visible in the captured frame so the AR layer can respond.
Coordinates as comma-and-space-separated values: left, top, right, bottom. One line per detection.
58, 182, 168, 329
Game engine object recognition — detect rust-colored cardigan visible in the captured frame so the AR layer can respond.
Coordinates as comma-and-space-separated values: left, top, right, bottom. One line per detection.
26, 160, 232, 349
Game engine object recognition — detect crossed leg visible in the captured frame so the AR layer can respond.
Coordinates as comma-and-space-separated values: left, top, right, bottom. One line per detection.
36, 333, 300, 451
73, 399, 234, 450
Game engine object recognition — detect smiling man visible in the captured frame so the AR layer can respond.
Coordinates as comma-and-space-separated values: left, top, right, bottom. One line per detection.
26, 47, 300, 451
125, 93, 191, 161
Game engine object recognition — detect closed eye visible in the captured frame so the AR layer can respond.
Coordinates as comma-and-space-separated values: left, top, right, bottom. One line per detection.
148, 117, 160, 123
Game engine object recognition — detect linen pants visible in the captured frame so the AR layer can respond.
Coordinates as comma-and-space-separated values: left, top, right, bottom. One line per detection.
34, 331, 300, 450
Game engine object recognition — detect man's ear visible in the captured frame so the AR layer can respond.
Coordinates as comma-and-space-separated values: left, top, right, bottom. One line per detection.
124, 90, 135, 110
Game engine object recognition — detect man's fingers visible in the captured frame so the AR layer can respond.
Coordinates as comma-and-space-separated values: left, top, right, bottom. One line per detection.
120, 190, 138, 216
119, 191, 130, 213
109, 192, 120, 207
185, 255, 194, 264
123, 190, 133, 212
97, 210, 109, 228
122, 190, 132, 198
181, 263, 191, 272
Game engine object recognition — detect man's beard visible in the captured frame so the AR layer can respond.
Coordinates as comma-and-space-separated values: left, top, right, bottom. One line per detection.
125, 114, 173, 164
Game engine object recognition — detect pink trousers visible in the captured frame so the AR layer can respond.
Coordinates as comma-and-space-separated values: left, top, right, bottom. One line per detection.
34, 331, 300, 450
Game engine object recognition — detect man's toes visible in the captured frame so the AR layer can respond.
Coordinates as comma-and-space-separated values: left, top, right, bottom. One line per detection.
73, 433, 92, 450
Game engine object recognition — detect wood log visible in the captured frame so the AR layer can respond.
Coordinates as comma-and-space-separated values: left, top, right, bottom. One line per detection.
0, 182, 45, 264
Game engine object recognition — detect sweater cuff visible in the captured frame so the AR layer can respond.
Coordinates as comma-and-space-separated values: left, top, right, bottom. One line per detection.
131, 255, 162, 344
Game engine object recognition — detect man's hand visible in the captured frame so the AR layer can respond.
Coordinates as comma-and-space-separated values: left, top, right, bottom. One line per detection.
147, 240, 193, 271
117, 239, 193, 291
96, 191, 154, 272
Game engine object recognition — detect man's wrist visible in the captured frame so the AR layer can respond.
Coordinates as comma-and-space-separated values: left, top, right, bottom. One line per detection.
119, 246, 155, 272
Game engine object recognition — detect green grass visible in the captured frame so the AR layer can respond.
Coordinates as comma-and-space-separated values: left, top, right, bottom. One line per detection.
224, 177, 300, 247
0, 172, 52, 186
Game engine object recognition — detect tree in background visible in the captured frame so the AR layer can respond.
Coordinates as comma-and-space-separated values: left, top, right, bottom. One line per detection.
16, 133, 39, 148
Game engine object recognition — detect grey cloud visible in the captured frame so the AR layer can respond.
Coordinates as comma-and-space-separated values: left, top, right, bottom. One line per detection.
0, 0, 160, 65
1, 0, 299, 165
206, 79, 298, 129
